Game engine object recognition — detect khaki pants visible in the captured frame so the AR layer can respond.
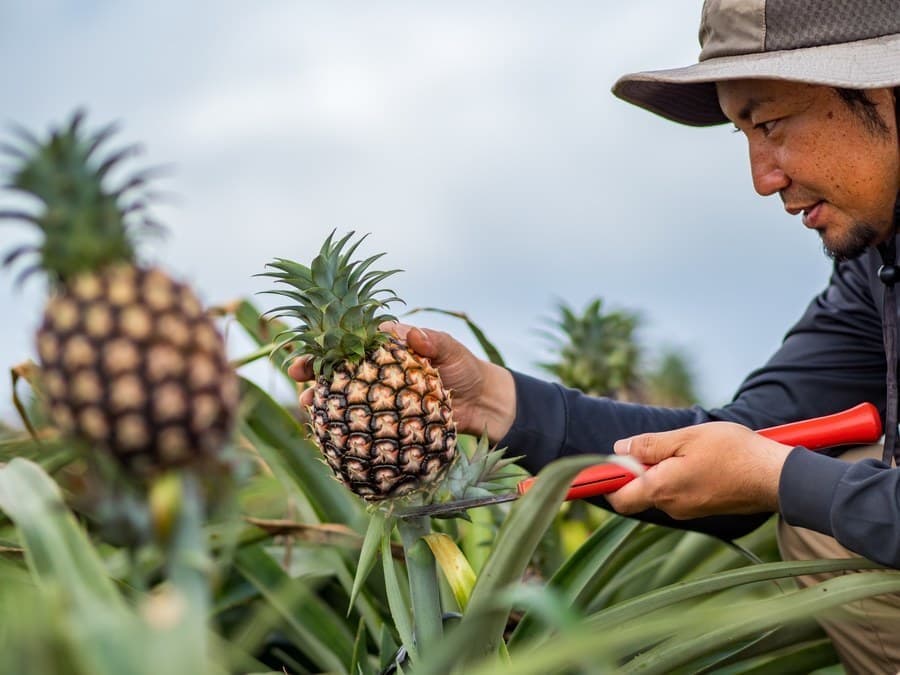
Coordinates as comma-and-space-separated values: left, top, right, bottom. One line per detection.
777, 444, 900, 674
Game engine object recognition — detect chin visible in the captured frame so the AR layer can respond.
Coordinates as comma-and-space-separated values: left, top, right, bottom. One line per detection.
822, 222, 881, 263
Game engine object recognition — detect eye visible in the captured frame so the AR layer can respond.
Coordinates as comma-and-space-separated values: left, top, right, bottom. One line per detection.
754, 118, 781, 136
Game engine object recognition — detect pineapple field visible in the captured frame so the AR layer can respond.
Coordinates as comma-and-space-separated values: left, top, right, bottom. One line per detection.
1, 111, 899, 675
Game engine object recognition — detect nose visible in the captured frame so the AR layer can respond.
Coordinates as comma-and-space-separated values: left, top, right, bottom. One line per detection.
748, 139, 789, 196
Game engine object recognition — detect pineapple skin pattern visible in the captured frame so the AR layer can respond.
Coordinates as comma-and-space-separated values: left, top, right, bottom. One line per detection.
311, 337, 456, 501
37, 265, 240, 475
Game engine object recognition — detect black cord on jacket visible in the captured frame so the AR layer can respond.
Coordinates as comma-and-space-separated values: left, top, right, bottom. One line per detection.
878, 233, 900, 466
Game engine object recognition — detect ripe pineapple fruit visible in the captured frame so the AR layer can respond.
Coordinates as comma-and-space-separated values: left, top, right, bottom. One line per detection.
2, 111, 239, 476
263, 231, 457, 501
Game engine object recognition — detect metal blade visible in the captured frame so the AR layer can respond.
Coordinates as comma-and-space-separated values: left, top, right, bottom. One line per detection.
397, 492, 519, 519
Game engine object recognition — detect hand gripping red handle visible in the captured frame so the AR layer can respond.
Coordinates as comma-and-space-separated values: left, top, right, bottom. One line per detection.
516, 402, 883, 500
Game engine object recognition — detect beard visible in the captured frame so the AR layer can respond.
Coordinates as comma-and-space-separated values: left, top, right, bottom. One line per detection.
821, 221, 882, 263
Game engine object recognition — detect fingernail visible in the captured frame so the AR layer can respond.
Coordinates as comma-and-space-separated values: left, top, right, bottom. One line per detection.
413, 327, 429, 344
614, 439, 631, 455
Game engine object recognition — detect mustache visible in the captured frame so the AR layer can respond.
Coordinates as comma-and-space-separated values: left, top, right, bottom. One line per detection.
780, 188, 823, 207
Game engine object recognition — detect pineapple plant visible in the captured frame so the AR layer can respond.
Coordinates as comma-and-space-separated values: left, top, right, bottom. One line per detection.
1, 111, 239, 477
262, 231, 457, 501
539, 297, 644, 400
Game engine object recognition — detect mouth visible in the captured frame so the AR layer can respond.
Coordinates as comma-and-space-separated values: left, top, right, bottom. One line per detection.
798, 201, 825, 229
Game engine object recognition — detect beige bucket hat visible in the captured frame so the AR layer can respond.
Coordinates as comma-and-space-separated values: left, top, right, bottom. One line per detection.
613, 0, 900, 126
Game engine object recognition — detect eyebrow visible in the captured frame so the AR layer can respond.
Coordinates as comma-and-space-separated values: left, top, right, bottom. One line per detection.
736, 96, 775, 121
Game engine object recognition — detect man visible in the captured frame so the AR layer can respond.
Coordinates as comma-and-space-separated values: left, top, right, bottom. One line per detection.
291, 1, 900, 670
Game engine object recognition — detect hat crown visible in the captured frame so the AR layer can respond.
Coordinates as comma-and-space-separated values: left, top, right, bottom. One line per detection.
699, 0, 900, 62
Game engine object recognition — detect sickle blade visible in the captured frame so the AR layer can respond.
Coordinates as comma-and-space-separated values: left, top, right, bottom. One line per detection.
397, 492, 519, 519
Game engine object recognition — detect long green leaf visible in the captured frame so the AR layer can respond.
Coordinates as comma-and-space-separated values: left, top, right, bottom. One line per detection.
621, 570, 900, 674
582, 525, 682, 612
349, 510, 389, 612
461, 454, 608, 662
381, 529, 416, 663
584, 557, 883, 631
455, 569, 900, 675
650, 530, 738, 587
239, 377, 364, 527
232, 299, 296, 373
0, 458, 122, 607
424, 533, 477, 611
703, 637, 837, 674
350, 616, 371, 675
508, 515, 642, 647
0, 458, 211, 675
686, 622, 833, 675
397, 516, 443, 655
234, 545, 354, 674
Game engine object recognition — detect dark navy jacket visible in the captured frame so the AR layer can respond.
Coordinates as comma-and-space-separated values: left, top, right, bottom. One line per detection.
499, 237, 900, 567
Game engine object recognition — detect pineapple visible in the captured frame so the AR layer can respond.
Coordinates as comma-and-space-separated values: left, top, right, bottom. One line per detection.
2, 111, 239, 476
539, 297, 644, 401
263, 231, 457, 501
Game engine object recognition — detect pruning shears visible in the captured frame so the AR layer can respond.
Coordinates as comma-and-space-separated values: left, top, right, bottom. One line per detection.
397, 402, 883, 519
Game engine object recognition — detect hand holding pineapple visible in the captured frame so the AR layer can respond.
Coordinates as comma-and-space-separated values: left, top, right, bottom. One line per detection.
288, 321, 517, 444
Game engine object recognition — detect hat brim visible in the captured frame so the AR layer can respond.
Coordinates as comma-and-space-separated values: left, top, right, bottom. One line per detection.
613, 33, 900, 126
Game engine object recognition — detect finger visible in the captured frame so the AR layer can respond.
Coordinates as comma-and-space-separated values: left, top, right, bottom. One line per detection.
299, 386, 314, 407
613, 430, 682, 464
287, 355, 314, 382
404, 326, 436, 358
379, 321, 440, 359
605, 475, 654, 515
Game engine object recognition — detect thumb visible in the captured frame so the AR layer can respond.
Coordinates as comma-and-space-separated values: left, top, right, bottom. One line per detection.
380, 321, 445, 362
405, 326, 438, 360
613, 430, 682, 464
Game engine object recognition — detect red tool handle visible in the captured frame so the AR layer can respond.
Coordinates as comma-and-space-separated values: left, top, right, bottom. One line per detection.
516, 402, 883, 500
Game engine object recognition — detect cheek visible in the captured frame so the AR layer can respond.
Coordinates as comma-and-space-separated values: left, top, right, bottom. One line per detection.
840, 144, 898, 204
790, 127, 893, 203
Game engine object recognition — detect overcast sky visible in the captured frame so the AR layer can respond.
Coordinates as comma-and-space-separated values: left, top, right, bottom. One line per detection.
0, 2, 834, 422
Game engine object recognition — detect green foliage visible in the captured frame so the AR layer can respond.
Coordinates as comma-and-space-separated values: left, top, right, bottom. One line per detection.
538, 296, 700, 406
539, 298, 643, 400
0, 296, 887, 675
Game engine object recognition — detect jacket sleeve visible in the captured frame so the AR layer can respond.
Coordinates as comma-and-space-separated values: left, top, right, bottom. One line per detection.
499, 255, 889, 542
779, 450, 900, 567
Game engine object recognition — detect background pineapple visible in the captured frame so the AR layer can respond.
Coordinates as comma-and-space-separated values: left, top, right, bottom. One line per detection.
538, 296, 699, 406
2, 111, 239, 476
263, 231, 457, 501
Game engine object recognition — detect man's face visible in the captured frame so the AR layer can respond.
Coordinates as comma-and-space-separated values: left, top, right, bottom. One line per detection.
718, 79, 899, 261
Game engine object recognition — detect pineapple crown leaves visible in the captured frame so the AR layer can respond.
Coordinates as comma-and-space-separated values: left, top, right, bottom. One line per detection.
259, 230, 405, 377
0, 108, 168, 286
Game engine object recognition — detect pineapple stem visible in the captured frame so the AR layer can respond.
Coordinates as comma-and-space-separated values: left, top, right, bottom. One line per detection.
10, 363, 40, 442
164, 473, 212, 671
397, 515, 443, 657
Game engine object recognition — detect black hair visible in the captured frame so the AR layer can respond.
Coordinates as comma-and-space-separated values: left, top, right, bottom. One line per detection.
896, 86, 900, 140
834, 87, 892, 138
